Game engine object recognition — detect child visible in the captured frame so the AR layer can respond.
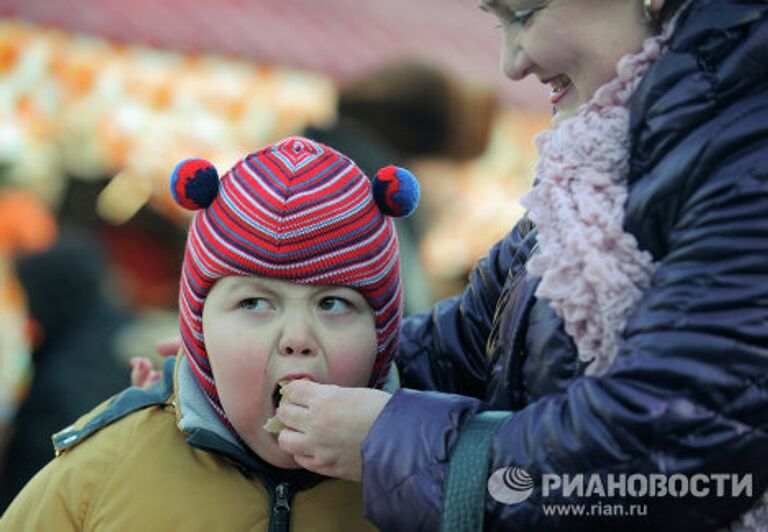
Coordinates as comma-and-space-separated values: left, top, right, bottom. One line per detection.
0, 137, 419, 531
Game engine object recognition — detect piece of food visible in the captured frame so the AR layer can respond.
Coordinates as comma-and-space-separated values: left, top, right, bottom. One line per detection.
262, 415, 285, 434
262, 380, 290, 433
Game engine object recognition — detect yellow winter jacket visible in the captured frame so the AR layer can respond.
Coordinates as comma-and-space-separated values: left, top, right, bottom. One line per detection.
0, 356, 377, 532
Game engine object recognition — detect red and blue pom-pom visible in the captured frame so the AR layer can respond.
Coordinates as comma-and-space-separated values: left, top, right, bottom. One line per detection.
170, 158, 220, 211
372, 165, 420, 218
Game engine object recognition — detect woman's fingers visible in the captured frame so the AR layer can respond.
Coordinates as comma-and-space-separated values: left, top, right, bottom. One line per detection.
293, 454, 333, 475
277, 430, 337, 476
275, 384, 392, 481
276, 402, 309, 431
277, 428, 313, 456
281, 379, 326, 408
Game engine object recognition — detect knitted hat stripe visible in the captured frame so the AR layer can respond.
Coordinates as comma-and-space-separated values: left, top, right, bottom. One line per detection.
216, 186, 377, 245
300, 236, 398, 287
196, 215, 282, 274
266, 144, 336, 179
266, 146, 354, 191
185, 339, 214, 381
230, 164, 367, 223
279, 157, 354, 196
368, 298, 402, 383
279, 216, 377, 248
301, 255, 396, 288
232, 157, 371, 225
179, 264, 208, 312
244, 149, 349, 201
223, 212, 383, 261
282, 181, 371, 223
242, 154, 295, 196
235, 161, 370, 228
373, 304, 401, 341
236, 163, 290, 206
199, 212, 393, 278
178, 137, 406, 424
220, 167, 374, 246
178, 289, 200, 329
179, 290, 206, 335
281, 230, 395, 282
284, 203, 379, 237
360, 272, 402, 307
280, 164, 361, 205
188, 197, 398, 302
188, 223, 241, 280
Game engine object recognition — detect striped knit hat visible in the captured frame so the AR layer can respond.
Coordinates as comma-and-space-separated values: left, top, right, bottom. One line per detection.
171, 137, 419, 422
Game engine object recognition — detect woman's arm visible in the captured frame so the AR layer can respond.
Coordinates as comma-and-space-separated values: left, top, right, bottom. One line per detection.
396, 216, 536, 398
362, 105, 768, 530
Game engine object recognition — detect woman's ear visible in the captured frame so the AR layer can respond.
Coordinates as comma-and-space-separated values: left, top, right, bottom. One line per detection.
643, 0, 667, 29
649, 0, 666, 15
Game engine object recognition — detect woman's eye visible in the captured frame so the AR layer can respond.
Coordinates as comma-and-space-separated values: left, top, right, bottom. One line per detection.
238, 298, 271, 312
511, 8, 539, 25
318, 296, 352, 314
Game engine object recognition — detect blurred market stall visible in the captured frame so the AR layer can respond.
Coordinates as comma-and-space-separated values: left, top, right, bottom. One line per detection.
0, 0, 551, 451
1, 0, 546, 108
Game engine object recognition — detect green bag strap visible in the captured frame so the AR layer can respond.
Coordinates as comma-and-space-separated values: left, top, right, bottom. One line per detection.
441, 410, 513, 532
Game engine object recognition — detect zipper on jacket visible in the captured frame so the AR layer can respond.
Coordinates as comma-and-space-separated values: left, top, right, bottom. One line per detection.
268, 482, 291, 532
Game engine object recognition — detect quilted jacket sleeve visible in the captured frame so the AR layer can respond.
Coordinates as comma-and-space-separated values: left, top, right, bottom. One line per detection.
362, 27, 768, 532
396, 217, 535, 399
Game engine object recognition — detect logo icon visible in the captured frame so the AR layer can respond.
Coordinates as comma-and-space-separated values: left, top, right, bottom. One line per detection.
488, 467, 534, 504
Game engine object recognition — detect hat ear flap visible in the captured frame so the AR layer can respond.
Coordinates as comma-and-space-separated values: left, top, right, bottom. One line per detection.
170, 158, 220, 210
372, 165, 420, 218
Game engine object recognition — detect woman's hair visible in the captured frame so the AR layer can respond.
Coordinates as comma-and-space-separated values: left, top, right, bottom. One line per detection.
653, 0, 687, 32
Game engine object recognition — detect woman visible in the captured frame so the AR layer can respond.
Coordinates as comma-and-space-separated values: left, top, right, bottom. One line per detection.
275, 0, 768, 529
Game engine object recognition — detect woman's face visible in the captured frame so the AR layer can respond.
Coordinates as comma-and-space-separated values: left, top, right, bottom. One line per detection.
480, 0, 653, 123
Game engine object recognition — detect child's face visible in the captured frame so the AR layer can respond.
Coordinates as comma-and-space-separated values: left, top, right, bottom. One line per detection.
202, 275, 378, 468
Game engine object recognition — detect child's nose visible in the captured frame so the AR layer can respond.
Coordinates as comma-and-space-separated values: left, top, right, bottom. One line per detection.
280, 342, 315, 356
278, 318, 317, 356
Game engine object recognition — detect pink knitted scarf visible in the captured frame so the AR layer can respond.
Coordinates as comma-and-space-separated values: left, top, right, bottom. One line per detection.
519, 6, 768, 529
519, 30, 664, 376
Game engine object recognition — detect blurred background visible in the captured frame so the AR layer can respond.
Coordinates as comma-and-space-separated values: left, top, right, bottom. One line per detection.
0, 0, 550, 507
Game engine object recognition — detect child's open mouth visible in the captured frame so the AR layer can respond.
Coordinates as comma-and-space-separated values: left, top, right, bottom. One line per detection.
263, 375, 316, 433
271, 382, 285, 414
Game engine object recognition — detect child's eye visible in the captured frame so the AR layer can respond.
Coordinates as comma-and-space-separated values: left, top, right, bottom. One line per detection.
318, 296, 352, 314
238, 297, 272, 312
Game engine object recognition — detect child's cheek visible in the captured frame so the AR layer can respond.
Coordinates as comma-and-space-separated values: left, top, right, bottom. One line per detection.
327, 344, 377, 388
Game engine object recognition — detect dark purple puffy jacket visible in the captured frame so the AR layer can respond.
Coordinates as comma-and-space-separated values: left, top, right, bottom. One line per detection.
362, 1, 768, 530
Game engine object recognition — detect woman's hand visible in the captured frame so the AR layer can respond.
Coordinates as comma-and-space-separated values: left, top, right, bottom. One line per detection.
276, 380, 391, 482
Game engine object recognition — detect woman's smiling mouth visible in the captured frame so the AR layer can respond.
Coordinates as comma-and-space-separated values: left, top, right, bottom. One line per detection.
544, 74, 573, 104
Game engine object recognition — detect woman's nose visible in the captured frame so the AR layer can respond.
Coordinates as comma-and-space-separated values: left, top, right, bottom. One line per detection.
278, 317, 318, 356
500, 28, 532, 81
